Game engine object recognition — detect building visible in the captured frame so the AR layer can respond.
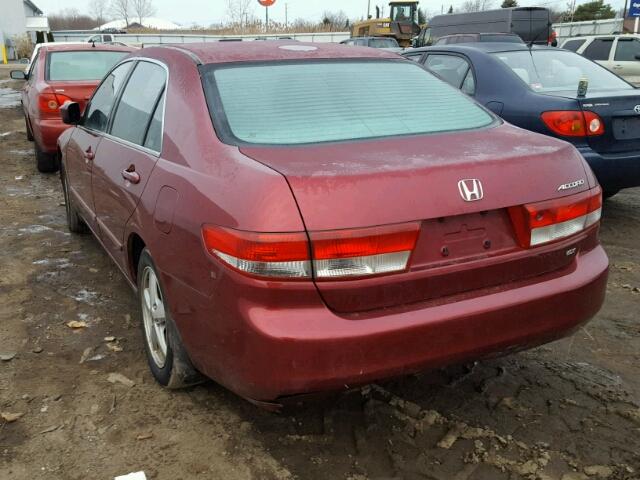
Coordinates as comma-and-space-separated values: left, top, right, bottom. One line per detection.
0, 0, 49, 61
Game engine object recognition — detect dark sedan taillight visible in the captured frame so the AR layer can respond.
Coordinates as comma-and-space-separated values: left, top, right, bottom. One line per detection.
202, 222, 420, 280
508, 186, 602, 248
541, 111, 604, 137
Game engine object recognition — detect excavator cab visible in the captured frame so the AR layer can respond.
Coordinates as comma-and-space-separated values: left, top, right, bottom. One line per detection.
351, 1, 421, 48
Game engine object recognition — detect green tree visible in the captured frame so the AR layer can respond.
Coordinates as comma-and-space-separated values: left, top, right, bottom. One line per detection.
501, 0, 518, 7
418, 7, 427, 23
447, 5, 454, 13
569, 0, 616, 21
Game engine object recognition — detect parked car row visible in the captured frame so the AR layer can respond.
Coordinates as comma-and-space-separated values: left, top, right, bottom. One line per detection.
10, 40, 611, 406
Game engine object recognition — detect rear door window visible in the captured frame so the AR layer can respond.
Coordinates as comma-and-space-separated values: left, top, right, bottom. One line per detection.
110, 61, 166, 148
84, 61, 133, 132
562, 39, 586, 52
583, 38, 614, 61
614, 37, 640, 61
425, 54, 473, 90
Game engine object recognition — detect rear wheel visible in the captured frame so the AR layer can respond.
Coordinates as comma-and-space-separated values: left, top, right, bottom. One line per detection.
138, 249, 203, 389
603, 189, 619, 200
60, 162, 88, 234
25, 116, 33, 141
35, 142, 58, 173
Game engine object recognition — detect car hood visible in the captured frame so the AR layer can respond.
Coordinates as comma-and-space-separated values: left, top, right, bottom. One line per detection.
239, 123, 593, 231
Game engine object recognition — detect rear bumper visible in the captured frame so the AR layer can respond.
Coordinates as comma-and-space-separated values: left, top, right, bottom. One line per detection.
178, 245, 608, 401
578, 146, 640, 191
32, 117, 69, 153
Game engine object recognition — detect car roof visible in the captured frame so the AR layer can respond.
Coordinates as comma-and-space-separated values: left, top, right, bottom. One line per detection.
165, 41, 399, 64
39, 43, 135, 53
405, 42, 555, 55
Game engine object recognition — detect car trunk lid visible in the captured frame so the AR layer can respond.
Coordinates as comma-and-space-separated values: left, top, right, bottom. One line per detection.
578, 90, 640, 154
240, 123, 593, 313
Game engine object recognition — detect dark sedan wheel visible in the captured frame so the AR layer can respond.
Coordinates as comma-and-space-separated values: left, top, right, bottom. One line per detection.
137, 249, 203, 389
60, 163, 88, 234
35, 143, 58, 173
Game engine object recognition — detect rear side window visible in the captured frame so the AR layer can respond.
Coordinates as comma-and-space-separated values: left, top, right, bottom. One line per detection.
614, 38, 640, 61
46, 51, 129, 81
562, 39, 586, 52
202, 61, 493, 145
583, 38, 614, 61
110, 61, 166, 148
84, 61, 133, 132
425, 54, 473, 91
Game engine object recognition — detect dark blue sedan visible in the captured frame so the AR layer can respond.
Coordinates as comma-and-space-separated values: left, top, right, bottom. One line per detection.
403, 43, 640, 196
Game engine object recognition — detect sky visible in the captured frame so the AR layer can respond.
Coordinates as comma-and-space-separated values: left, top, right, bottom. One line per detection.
33, 0, 629, 27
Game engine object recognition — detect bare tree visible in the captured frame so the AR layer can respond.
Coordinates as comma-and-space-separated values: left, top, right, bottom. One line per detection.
49, 8, 96, 29
460, 0, 493, 12
132, 0, 156, 26
110, 0, 130, 27
321, 10, 348, 31
90, 0, 109, 27
226, 0, 254, 26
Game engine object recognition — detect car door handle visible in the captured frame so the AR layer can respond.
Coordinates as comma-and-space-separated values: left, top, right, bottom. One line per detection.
84, 148, 95, 160
613, 65, 623, 69
121, 166, 140, 184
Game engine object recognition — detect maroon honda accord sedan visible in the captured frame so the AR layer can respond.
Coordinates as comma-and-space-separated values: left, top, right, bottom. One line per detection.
56, 42, 608, 404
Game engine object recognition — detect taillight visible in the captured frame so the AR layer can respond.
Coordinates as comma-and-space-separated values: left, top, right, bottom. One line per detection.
202, 222, 420, 280
540, 111, 604, 137
38, 92, 72, 115
310, 222, 420, 279
201, 227, 311, 278
508, 187, 602, 248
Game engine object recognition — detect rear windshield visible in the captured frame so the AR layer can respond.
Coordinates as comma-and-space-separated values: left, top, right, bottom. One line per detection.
202, 61, 494, 145
369, 38, 400, 48
493, 49, 632, 93
46, 51, 129, 81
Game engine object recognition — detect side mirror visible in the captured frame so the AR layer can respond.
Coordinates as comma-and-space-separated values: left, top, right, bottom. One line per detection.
60, 102, 81, 125
635, 54, 640, 60
10, 70, 27, 80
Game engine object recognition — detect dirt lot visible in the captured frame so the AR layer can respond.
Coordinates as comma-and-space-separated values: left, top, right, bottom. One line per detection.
1, 72, 639, 480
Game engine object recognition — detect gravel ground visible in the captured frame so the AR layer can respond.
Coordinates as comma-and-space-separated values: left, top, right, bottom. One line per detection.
1, 73, 639, 480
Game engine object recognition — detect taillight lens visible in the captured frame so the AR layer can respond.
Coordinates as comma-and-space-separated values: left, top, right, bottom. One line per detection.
310, 222, 420, 279
202, 222, 420, 280
540, 110, 604, 137
38, 92, 72, 115
201, 227, 311, 278
508, 187, 602, 248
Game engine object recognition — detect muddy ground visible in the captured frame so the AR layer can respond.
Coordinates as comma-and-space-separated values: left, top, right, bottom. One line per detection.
0, 71, 639, 480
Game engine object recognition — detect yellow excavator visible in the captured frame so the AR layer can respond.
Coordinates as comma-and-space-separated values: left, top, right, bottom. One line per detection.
351, 1, 422, 48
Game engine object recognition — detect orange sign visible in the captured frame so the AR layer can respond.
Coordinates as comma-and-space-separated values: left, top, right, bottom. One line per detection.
258, 0, 275, 6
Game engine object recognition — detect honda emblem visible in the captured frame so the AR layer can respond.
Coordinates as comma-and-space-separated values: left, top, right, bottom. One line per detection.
458, 179, 483, 202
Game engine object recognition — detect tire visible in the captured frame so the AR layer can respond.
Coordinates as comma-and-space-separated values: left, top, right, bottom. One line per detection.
60, 162, 88, 234
603, 189, 619, 200
25, 116, 33, 141
137, 249, 203, 389
35, 142, 58, 173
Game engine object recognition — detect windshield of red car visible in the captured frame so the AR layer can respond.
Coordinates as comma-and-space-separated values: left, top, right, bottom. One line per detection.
46, 51, 129, 81
202, 60, 494, 145
493, 49, 632, 93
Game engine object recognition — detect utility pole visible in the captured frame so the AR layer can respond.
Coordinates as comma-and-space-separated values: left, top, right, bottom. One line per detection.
367, 0, 371, 18
285, 3, 288, 28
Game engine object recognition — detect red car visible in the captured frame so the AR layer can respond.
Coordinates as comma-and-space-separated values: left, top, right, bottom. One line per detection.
57, 42, 608, 405
10, 43, 134, 172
